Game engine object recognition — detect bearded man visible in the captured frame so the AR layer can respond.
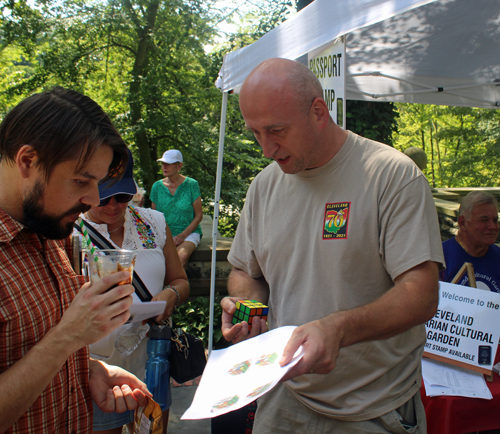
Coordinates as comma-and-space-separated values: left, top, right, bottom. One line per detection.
0, 87, 151, 433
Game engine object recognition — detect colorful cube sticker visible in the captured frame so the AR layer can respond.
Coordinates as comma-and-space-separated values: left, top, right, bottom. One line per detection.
227, 360, 251, 375
246, 383, 272, 399
232, 299, 269, 331
255, 352, 278, 366
211, 395, 239, 413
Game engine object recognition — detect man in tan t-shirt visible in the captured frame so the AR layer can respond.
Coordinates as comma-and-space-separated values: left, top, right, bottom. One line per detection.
221, 58, 444, 434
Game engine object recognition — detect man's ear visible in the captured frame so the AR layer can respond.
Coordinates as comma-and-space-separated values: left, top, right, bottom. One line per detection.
16, 145, 38, 179
457, 215, 467, 232
311, 97, 330, 130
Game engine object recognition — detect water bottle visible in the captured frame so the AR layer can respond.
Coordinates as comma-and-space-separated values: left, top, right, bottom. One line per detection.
145, 323, 171, 410
114, 322, 149, 356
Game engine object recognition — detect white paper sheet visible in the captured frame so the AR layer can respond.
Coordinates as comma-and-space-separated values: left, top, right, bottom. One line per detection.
181, 326, 304, 420
126, 301, 166, 323
422, 358, 492, 399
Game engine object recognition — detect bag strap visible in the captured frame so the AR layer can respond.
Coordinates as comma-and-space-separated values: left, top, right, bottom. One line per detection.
74, 219, 153, 302
171, 329, 190, 360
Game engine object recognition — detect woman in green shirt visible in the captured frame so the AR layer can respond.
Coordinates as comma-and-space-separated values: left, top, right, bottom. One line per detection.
151, 149, 203, 268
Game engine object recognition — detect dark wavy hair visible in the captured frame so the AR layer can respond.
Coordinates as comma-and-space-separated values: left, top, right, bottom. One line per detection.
0, 86, 128, 181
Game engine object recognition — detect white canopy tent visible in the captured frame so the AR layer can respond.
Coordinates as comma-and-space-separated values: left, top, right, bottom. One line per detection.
207, 0, 500, 351
217, 0, 500, 107
346, 0, 500, 108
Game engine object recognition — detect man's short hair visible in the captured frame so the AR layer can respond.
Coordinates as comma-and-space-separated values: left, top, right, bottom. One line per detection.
0, 86, 128, 180
459, 191, 499, 220
288, 63, 324, 114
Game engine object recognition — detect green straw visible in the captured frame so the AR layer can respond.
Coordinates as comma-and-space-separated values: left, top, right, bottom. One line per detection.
77, 217, 98, 262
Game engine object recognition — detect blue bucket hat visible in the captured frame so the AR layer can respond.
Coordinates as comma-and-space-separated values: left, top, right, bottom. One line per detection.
98, 148, 137, 200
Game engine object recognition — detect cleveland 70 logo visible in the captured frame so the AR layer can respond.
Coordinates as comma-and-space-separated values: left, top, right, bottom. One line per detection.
323, 202, 350, 239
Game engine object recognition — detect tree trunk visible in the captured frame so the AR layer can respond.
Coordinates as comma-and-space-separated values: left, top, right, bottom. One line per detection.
433, 120, 441, 172
429, 123, 435, 188
455, 114, 463, 158
122, 0, 160, 199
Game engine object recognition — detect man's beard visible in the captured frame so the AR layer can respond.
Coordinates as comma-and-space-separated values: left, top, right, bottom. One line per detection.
23, 181, 91, 240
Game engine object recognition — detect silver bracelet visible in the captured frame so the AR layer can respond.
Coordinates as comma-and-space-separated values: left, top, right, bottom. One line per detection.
164, 285, 181, 309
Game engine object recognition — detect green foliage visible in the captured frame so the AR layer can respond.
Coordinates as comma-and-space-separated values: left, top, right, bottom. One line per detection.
13, 0, 500, 240
393, 104, 500, 188
171, 295, 223, 348
346, 100, 399, 146
218, 1, 295, 51
0, 46, 33, 113
0, 0, 282, 239
191, 1, 294, 235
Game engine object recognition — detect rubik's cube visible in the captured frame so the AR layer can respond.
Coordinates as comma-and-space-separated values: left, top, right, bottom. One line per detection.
232, 299, 269, 331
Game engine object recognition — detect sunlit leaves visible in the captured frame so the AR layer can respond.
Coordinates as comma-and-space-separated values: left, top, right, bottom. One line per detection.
0, 0, 296, 237
393, 104, 500, 188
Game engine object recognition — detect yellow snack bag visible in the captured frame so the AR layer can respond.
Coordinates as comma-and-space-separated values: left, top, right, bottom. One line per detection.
133, 397, 163, 434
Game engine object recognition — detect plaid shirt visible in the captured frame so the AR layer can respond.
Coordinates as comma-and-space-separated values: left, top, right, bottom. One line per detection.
0, 207, 92, 433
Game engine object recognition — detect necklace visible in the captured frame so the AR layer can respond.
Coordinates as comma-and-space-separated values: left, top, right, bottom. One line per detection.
108, 224, 124, 233
85, 212, 124, 234
163, 175, 184, 193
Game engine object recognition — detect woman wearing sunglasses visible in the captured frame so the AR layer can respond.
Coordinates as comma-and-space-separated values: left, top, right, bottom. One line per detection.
77, 149, 189, 434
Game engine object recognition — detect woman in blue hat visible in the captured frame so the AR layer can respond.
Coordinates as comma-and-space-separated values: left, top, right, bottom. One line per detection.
76, 149, 189, 434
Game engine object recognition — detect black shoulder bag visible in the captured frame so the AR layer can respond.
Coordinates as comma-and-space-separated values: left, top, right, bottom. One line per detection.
169, 328, 207, 384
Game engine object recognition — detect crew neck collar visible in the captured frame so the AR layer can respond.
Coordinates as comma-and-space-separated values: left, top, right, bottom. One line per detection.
293, 131, 354, 179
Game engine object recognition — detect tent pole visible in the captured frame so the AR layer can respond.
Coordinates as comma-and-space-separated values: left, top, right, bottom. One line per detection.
208, 90, 229, 356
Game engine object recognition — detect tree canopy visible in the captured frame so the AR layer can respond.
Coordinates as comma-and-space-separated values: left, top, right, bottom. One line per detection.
1, 0, 498, 238
0, 0, 297, 234
393, 104, 500, 188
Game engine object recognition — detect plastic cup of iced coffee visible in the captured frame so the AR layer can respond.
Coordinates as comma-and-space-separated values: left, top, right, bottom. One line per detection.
86, 249, 137, 286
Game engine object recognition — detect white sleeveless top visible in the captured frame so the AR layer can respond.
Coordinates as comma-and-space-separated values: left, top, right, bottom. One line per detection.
76, 206, 168, 378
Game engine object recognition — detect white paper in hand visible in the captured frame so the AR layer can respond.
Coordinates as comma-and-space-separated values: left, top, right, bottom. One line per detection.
126, 301, 167, 323
181, 326, 304, 420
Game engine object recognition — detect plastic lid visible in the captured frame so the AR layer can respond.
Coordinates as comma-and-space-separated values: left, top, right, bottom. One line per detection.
148, 323, 172, 340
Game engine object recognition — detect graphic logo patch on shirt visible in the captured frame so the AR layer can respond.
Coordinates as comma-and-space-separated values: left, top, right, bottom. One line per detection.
323, 202, 350, 240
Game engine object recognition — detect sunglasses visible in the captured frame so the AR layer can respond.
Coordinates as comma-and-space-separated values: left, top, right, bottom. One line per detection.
98, 193, 134, 207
